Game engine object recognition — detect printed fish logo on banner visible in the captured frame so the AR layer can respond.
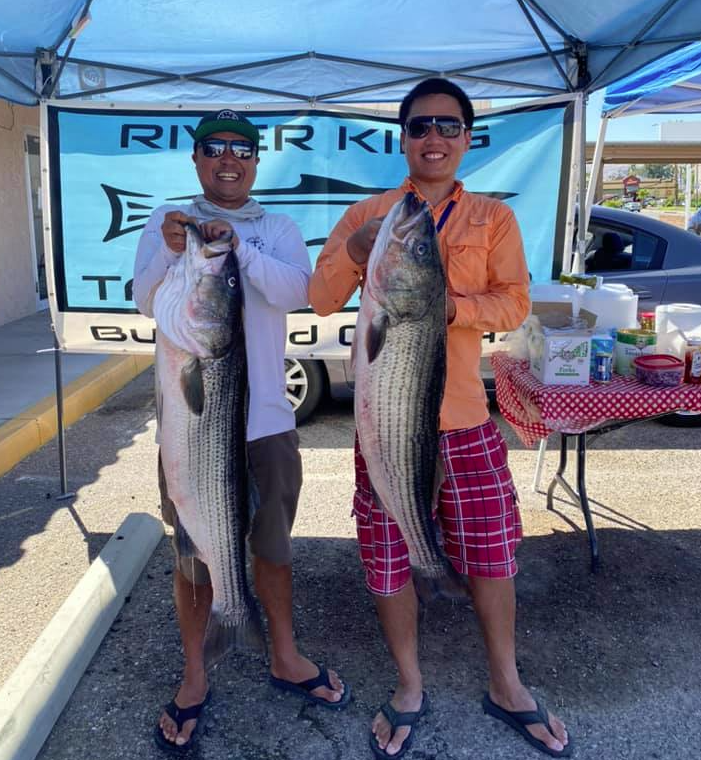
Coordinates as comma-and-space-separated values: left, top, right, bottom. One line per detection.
101, 179, 518, 243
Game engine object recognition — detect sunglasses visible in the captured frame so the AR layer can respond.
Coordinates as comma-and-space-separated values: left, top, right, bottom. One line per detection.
198, 138, 255, 159
404, 115, 467, 139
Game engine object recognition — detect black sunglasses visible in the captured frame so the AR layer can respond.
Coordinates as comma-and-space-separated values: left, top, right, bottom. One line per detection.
198, 138, 255, 159
404, 115, 467, 139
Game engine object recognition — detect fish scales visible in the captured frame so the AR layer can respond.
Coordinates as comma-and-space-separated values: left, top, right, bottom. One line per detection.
154, 224, 264, 668
354, 192, 468, 600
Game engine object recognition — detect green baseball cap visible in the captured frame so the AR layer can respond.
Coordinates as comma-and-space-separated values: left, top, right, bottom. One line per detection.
193, 109, 260, 147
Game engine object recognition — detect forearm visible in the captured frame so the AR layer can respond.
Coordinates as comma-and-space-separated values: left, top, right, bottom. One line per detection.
133, 227, 178, 317
309, 215, 364, 316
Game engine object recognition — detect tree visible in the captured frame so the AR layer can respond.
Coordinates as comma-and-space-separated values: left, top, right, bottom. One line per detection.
644, 164, 675, 180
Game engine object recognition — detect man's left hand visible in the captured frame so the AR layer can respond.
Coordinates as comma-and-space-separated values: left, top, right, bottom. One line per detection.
200, 219, 240, 250
447, 296, 456, 324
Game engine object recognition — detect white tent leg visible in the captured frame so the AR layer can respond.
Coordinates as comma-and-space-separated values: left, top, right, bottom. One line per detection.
532, 436, 548, 492
585, 116, 608, 215
685, 164, 692, 228
563, 93, 584, 275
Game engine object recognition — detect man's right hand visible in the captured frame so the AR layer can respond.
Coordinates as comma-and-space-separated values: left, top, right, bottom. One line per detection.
161, 211, 196, 255
347, 217, 384, 266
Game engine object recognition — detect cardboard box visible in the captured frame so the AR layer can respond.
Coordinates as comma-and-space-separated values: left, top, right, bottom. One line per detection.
530, 329, 592, 385
527, 303, 593, 385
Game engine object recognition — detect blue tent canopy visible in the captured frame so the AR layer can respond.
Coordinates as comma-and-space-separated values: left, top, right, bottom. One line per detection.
1, 0, 701, 105
602, 40, 701, 116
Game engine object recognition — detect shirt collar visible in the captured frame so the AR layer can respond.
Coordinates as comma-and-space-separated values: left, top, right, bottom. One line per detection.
400, 178, 464, 212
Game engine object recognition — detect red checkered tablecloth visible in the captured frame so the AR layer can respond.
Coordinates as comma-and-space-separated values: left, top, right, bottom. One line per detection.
491, 351, 701, 448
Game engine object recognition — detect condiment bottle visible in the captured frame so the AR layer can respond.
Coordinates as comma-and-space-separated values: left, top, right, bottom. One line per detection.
684, 337, 701, 384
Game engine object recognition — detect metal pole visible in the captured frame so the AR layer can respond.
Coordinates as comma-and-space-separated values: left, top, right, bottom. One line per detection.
571, 93, 588, 275
52, 329, 75, 500
562, 93, 583, 275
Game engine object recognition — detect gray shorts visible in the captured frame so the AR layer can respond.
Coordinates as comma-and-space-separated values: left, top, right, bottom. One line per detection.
158, 429, 302, 584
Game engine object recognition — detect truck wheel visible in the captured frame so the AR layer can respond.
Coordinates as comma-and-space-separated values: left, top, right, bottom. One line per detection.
285, 358, 325, 424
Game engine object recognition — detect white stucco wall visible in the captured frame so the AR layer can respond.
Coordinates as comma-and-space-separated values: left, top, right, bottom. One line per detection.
0, 102, 40, 327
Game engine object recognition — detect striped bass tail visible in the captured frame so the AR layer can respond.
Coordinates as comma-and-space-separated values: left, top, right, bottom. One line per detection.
203, 598, 266, 671
412, 561, 471, 605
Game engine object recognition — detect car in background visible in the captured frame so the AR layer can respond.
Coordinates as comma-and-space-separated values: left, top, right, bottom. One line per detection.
286, 205, 701, 424
622, 198, 641, 212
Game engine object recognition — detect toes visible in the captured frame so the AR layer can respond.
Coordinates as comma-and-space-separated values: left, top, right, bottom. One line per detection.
549, 713, 569, 745
527, 720, 565, 752
385, 726, 410, 756
175, 718, 196, 746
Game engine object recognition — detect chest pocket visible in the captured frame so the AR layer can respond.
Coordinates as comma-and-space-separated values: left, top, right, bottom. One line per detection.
443, 218, 490, 296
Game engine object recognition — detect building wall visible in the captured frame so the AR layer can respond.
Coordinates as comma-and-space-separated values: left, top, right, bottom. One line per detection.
0, 102, 40, 327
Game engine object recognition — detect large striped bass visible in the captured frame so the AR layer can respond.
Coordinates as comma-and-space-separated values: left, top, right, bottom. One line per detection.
354, 192, 469, 601
154, 222, 264, 668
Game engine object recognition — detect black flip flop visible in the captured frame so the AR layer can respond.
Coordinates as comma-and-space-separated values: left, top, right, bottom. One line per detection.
153, 690, 211, 755
270, 663, 351, 710
482, 692, 572, 758
369, 691, 429, 760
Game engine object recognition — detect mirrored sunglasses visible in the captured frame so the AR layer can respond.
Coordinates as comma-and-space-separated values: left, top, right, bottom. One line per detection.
198, 138, 255, 159
404, 115, 466, 139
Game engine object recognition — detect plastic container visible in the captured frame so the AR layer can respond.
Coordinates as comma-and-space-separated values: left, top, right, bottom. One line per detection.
684, 338, 701, 384
580, 284, 638, 331
529, 283, 581, 315
633, 354, 684, 387
655, 303, 701, 337
614, 329, 656, 375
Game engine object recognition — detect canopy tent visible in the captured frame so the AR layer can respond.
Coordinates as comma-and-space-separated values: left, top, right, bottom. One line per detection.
2, 0, 701, 276
0, 0, 700, 106
587, 38, 701, 237
602, 40, 701, 116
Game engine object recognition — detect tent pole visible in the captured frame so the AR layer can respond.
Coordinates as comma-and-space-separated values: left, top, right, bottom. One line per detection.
685, 163, 692, 228
585, 116, 608, 213
52, 329, 75, 501
562, 92, 583, 275
572, 93, 588, 275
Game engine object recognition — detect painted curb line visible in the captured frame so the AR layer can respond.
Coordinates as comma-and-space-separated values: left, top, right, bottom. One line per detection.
0, 512, 164, 760
0, 355, 153, 478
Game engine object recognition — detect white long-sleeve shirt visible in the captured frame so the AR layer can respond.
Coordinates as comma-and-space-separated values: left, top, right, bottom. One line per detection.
133, 203, 311, 441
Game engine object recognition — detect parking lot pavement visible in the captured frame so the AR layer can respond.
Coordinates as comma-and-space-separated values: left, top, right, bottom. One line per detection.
2, 371, 701, 759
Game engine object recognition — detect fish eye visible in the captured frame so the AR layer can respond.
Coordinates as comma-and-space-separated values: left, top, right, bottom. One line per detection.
415, 242, 427, 256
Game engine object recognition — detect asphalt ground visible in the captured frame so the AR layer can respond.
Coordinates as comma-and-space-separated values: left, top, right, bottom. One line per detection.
1, 368, 700, 759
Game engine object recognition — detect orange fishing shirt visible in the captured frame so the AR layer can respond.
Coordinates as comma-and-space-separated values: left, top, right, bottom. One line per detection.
308, 178, 530, 431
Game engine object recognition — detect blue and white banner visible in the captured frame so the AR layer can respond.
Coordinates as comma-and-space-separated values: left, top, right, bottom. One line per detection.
45, 102, 570, 355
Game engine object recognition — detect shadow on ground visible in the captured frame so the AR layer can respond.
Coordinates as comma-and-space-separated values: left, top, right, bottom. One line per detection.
38, 524, 701, 760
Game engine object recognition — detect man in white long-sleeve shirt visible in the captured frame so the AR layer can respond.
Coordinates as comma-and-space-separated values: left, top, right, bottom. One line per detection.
134, 109, 349, 755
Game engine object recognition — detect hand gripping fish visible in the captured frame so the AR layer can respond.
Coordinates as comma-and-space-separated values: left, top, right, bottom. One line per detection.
354, 193, 470, 602
154, 222, 265, 668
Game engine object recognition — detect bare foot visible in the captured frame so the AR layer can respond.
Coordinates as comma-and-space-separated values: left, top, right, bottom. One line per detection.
157, 679, 209, 748
271, 654, 345, 704
371, 687, 425, 757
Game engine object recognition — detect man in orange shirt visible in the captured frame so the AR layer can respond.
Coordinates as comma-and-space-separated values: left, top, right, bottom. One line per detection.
309, 78, 571, 759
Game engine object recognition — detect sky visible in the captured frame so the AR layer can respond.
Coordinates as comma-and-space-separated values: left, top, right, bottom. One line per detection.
584, 89, 701, 142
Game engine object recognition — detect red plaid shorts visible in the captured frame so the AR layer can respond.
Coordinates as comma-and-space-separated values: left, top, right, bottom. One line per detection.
353, 418, 522, 596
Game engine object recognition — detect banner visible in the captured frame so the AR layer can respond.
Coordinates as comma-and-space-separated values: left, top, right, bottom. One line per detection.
45, 103, 570, 355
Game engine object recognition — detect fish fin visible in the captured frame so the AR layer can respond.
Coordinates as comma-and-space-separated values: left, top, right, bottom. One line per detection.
369, 482, 395, 522
366, 311, 389, 364
203, 602, 267, 671
411, 563, 471, 605
180, 357, 205, 415
174, 519, 198, 559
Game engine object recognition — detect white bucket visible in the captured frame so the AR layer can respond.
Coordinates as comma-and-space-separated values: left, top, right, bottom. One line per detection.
530, 283, 580, 314
579, 284, 638, 331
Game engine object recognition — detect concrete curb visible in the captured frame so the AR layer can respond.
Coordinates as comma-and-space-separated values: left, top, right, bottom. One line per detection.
0, 512, 164, 760
0, 355, 153, 478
